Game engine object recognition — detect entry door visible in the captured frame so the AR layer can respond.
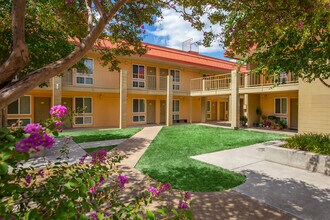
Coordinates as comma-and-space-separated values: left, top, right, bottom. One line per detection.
34, 97, 51, 123
160, 100, 166, 123
147, 67, 156, 89
147, 100, 156, 124
219, 102, 225, 120
62, 98, 73, 128
290, 99, 298, 129
211, 101, 217, 121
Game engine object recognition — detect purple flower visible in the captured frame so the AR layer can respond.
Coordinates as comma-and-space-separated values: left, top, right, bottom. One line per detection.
37, 169, 44, 178
91, 149, 107, 164
178, 200, 189, 210
24, 175, 32, 187
118, 175, 128, 188
184, 192, 191, 200
50, 105, 68, 119
24, 123, 44, 134
298, 21, 304, 29
140, 24, 145, 29
43, 134, 55, 149
89, 186, 97, 194
148, 186, 159, 197
89, 212, 98, 220
160, 183, 171, 192
99, 175, 105, 183
79, 154, 89, 164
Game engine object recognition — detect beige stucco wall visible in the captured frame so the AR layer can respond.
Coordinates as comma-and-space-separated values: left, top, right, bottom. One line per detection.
298, 79, 330, 134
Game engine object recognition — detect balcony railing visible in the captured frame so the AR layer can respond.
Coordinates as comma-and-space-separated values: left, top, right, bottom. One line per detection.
242, 71, 299, 88
190, 74, 231, 91
129, 75, 168, 91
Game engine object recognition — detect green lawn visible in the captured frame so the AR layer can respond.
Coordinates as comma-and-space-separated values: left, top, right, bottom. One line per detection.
84, 145, 116, 154
61, 128, 142, 143
136, 125, 286, 192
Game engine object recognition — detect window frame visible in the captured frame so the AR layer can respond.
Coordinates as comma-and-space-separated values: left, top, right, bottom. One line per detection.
170, 69, 180, 90
74, 97, 93, 114
7, 95, 31, 115
76, 58, 94, 85
172, 99, 180, 120
7, 118, 32, 127
74, 116, 93, 125
274, 97, 288, 115
132, 98, 146, 123
132, 64, 146, 88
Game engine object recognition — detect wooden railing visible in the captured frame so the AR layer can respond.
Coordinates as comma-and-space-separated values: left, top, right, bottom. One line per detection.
190, 74, 231, 91
245, 72, 298, 87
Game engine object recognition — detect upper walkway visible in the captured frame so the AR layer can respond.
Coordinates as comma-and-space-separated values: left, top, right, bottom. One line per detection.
191, 71, 299, 96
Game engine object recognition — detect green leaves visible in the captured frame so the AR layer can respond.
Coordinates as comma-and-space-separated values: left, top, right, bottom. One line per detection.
0, 161, 8, 175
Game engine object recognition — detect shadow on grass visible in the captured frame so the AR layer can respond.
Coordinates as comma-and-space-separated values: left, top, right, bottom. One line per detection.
139, 164, 246, 192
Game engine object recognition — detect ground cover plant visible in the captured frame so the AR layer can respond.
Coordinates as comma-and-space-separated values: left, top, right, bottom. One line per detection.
61, 128, 141, 143
284, 133, 330, 156
84, 145, 116, 154
0, 106, 192, 219
136, 125, 286, 192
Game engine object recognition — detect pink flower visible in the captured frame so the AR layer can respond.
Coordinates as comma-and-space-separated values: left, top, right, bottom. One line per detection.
79, 154, 89, 164
140, 24, 145, 29
24, 175, 32, 187
118, 175, 128, 188
91, 149, 107, 164
50, 105, 68, 119
160, 183, 171, 192
298, 21, 304, 29
37, 169, 44, 178
148, 186, 159, 197
184, 192, 191, 200
89, 186, 97, 194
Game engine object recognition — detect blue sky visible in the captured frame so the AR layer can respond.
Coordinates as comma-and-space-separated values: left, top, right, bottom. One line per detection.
141, 9, 231, 61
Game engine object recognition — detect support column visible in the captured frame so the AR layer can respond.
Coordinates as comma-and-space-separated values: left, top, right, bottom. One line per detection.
119, 70, 128, 129
189, 96, 193, 123
201, 96, 207, 123
231, 70, 239, 129
52, 76, 62, 106
155, 99, 160, 124
156, 67, 160, 90
166, 75, 173, 126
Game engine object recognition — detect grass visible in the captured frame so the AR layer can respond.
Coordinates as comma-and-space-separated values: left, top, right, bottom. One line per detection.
136, 125, 286, 192
284, 133, 330, 155
84, 145, 116, 154
60, 128, 142, 143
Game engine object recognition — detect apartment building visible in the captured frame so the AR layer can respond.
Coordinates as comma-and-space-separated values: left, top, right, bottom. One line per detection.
7, 44, 244, 129
7, 43, 330, 134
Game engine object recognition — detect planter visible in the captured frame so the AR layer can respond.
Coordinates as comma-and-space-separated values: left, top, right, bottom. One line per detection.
29, 146, 45, 158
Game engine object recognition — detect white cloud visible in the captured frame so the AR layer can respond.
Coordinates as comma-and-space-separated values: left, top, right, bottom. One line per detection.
148, 8, 224, 54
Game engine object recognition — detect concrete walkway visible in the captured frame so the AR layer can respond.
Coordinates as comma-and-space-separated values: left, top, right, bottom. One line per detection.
192, 141, 330, 220
113, 127, 296, 220
78, 138, 127, 149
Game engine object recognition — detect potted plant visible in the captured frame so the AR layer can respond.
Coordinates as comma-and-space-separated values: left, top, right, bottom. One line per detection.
240, 115, 248, 127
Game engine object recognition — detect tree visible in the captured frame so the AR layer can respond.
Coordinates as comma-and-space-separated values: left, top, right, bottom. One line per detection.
191, 0, 329, 86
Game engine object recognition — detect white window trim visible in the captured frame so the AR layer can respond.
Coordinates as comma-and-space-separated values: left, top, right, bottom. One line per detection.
74, 116, 93, 126
170, 69, 180, 90
76, 58, 94, 75
74, 97, 93, 114
173, 99, 180, 113
132, 98, 146, 123
8, 95, 31, 116
277, 116, 288, 124
75, 58, 94, 85
7, 118, 32, 127
132, 64, 146, 89
274, 97, 288, 115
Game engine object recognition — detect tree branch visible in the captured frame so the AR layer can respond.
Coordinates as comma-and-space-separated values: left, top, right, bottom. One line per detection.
319, 78, 330, 88
92, 0, 105, 17
85, 0, 93, 32
0, 0, 130, 109
0, 0, 29, 86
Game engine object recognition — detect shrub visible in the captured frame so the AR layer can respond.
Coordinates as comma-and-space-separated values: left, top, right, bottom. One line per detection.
0, 105, 193, 219
284, 133, 330, 155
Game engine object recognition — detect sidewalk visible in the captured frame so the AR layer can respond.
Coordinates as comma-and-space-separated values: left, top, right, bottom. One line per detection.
114, 127, 296, 220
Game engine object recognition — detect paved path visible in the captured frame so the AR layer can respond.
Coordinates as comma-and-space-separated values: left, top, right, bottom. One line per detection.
192, 141, 330, 220
114, 127, 296, 220
78, 139, 127, 149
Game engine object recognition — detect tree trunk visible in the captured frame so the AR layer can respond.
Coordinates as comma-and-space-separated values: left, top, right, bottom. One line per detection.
0, 108, 8, 128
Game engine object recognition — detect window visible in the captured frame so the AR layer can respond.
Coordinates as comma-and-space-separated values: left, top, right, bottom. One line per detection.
173, 100, 180, 120
277, 116, 288, 126
7, 118, 31, 127
133, 99, 145, 113
275, 98, 287, 114
8, 96, 31, 115
207, 101, 211, 119
170, 69, 180, 90
77, 58, 94, 74
74, 97, 92, 125
132, 99, 145, 123
76, 58, 94, 85
132, 65, 145, 88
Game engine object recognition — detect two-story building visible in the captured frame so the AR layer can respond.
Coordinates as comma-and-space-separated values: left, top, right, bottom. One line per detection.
6, 43, 330, 134
7, 43, 245, 129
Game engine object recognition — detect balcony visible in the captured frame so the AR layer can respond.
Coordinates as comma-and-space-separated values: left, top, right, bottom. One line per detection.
190, 71, 299, 96
128, 75, 169, 95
